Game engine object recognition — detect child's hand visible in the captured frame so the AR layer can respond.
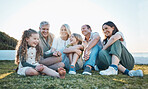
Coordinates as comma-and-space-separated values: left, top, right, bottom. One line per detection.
75, 50, 82, 56
35, 64, 44, 72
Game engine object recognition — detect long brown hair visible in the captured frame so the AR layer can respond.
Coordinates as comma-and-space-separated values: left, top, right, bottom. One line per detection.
102, 21, 119, 45
15, 29, 42, 65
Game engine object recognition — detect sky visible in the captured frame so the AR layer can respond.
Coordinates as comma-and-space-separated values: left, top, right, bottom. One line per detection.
0, 0, 148, 53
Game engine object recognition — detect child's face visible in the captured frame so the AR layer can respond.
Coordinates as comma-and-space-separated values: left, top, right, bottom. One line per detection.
26, 33, 39, 47
70, 35, 77, 45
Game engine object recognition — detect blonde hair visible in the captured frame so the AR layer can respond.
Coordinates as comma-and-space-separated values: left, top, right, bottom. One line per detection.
72, 33, 83, 45
60, 24, 71, 38
15, 29, 42, 65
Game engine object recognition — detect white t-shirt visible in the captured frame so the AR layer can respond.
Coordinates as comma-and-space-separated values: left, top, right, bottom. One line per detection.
52, 37, 70, 52
116, 31, 126, 47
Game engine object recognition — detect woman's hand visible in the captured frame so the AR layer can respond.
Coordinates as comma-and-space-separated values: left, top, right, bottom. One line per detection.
53, 51, 62, 57
57, 51, 62, 56
75, 49, 82, 56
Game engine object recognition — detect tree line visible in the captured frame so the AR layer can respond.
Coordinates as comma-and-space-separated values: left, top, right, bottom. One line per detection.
0, 31, 18, 50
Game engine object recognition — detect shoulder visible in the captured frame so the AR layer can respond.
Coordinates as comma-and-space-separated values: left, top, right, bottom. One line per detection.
116, 31, 124, 36
92, 32, 99, 36
49, 32, 55, 38
53, 37, 60, 40
115, 31, 125, 41
53, 37, 62, 43
91, 32, 100, 39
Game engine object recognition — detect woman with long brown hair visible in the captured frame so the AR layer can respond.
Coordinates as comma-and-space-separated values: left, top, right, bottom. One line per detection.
97, 21, 143, 77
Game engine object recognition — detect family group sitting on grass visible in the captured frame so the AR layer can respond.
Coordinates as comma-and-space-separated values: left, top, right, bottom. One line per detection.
15, 21, 143, 79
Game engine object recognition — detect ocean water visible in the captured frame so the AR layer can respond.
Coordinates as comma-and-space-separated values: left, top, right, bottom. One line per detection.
0, 50, 148, 64
0, 50, 16, 60
132, 52, 148, 64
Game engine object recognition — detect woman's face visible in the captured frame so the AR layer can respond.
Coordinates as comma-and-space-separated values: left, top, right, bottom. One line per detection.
70, 35, 77, 45
60, 26, 68, 37
102, 25, 114, 37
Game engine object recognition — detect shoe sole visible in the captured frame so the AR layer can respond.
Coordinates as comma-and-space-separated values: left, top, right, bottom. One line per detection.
82, 72, 92, 75
69, 71, 76, 74
99, 71, 118, 75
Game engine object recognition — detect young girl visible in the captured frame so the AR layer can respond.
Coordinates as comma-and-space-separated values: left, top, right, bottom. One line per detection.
96, 21, 143, 77
63, 33, 84, 74
15, 29, 66, 79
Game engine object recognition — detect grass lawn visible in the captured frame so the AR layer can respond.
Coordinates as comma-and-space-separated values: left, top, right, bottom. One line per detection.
0, 60, 148, 89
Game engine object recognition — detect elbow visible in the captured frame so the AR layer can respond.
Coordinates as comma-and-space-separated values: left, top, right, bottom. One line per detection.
95, 36, 100, 42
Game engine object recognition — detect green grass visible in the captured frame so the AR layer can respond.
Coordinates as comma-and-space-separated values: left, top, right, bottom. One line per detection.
0, 60, 148, 89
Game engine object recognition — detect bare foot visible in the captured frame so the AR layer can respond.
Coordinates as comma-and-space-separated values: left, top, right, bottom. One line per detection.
58, 67, 66, 79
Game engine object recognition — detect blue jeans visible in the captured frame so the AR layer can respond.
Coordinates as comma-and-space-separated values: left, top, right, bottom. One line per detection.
84, 44, 102, 68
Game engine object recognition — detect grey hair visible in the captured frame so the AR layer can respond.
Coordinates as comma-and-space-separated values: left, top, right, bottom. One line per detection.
40, 21, 49, 28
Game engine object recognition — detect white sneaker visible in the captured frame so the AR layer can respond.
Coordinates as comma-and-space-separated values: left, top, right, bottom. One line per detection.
69, 71, 76, 74
99, 66, 118, 75
128, 70, 143, 77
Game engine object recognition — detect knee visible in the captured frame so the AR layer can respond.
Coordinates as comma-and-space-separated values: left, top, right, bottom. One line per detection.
112, 40, 121, 46
42, 65, 48, 70
32, 71, 39, 75
99, 50, 106, 59
59, 62, 65, 68
27, 69, 39, 76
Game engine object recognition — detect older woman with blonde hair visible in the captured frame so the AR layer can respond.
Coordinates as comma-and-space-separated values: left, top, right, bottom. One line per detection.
50, 24, 71, 65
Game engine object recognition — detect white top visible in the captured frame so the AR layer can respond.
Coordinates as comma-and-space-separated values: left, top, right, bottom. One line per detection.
18, 47, 39, 67
52, 37, 70, 52
116, 31, 126, 47
26, 47, 38, 64
17, 47, 39, 76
